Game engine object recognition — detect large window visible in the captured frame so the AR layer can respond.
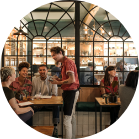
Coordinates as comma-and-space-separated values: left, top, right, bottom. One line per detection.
2, 1, 138, 86
79, 2, 138, 86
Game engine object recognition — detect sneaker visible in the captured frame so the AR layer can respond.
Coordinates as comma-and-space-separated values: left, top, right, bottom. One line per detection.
53, 126, 58, 138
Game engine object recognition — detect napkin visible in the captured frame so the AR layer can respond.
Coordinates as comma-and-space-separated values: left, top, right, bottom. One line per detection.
19, 101, 34, 106
41, 96, 52, 99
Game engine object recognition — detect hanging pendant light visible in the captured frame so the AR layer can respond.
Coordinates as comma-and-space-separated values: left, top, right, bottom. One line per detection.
13, 22, 28, 35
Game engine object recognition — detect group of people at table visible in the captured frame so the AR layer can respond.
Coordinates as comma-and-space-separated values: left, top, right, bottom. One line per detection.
1, 46, 138, 139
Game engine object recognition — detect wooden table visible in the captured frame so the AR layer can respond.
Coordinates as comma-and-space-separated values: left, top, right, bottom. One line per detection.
23, 96, 63, 138
95, 97, 121, 133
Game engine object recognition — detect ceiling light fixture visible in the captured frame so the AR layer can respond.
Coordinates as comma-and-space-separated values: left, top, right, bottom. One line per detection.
13, 22, 28, 35
83, 26, 90, 41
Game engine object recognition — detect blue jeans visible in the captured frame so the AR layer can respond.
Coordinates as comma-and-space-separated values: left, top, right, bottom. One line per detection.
18, 110, 33, 123
26, 106, 59, 126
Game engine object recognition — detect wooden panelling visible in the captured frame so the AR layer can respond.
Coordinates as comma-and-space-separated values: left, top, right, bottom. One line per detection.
58, 87, 101, 102
58, 88, 63, 96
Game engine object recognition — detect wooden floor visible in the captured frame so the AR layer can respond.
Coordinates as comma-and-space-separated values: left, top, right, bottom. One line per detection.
59, 136, 88, 138
32, 126, 54, 136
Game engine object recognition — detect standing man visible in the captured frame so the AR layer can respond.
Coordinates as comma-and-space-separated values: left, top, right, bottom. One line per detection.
50, 46, 79, 139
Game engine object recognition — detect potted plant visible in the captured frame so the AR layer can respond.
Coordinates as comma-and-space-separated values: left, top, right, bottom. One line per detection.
10, 83, 32, 101
99, 81, 119, 103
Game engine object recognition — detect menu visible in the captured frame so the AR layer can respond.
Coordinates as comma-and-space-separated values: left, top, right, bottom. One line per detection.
19, 101, 34, 106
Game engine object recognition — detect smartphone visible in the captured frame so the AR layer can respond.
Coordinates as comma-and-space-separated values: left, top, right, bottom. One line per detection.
49, 76, 53, 81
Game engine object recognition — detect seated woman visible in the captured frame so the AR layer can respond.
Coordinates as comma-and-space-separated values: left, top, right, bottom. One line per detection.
118, 71, 138, 117
10, 62, 32, 97
1, 66, 34, 123
100, 66, 119, 125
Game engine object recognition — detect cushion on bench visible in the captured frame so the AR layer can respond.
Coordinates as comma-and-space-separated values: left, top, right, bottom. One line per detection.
33, 102, 110, 112
76, 102, 110, 112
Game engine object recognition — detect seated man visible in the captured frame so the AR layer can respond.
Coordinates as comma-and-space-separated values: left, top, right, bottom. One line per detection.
51, 61, 61, 78
32, 65, 59, 127
84, 62, 98, 85
116, 60, 129, 84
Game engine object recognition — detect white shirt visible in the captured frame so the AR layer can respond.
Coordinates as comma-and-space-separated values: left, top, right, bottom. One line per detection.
32, 75, 58, 96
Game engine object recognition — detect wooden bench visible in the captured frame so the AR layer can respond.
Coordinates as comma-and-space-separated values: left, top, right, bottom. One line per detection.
32, 126, 54, 136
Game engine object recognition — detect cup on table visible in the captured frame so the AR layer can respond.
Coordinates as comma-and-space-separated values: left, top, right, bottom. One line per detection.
30, 96, 35, 101
23, 94, 27, 101
36, 93, 42, 100
27, 96, 31, 101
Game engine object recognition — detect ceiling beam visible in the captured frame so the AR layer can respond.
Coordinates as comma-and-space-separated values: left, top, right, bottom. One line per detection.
83, 4, 99, 26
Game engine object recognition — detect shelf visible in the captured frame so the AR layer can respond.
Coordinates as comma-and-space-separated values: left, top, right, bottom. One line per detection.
33, 49, 44, 50
33, 57, 46, 58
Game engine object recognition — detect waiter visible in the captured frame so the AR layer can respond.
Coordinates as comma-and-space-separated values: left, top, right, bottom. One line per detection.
50, 46, 79, 139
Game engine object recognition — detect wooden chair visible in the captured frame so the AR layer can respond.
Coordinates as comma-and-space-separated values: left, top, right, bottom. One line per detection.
32, 126, 54, 136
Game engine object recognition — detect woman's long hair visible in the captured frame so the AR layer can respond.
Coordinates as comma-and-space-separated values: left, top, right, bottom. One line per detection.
104, 66, 116, 86
125, 71, 138, 89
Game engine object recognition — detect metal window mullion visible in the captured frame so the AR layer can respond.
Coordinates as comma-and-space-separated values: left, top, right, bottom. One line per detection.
52, 2, 75, 27
30, 12, 38, 35
31, 40, 33, 82
108, 41, 109, 66
44, 3, 74, 38
46, 39, 47, 66
80, 2, 101, 27
20, 20, 34, 39
81, 20, 108, 41
93, 39, 94, 85
75, 1, 80, 77
118, 23, 122, 36
41, 3, 52, 36
124, 36, 130, 41
105, 11, 114, 36
44, 21, 62, 39
48, 21, 73, 40
123, 41, 124, 83
2, 47, 4, 67
17, 36, 19, 77
122, 31, 127, 38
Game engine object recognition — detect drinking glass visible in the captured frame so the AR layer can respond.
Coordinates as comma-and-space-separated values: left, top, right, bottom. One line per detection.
36, 93, 42, 100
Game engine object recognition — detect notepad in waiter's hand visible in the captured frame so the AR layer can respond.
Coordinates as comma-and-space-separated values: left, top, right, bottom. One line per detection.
41, 96, 52, 99
19, 102, 34, 106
